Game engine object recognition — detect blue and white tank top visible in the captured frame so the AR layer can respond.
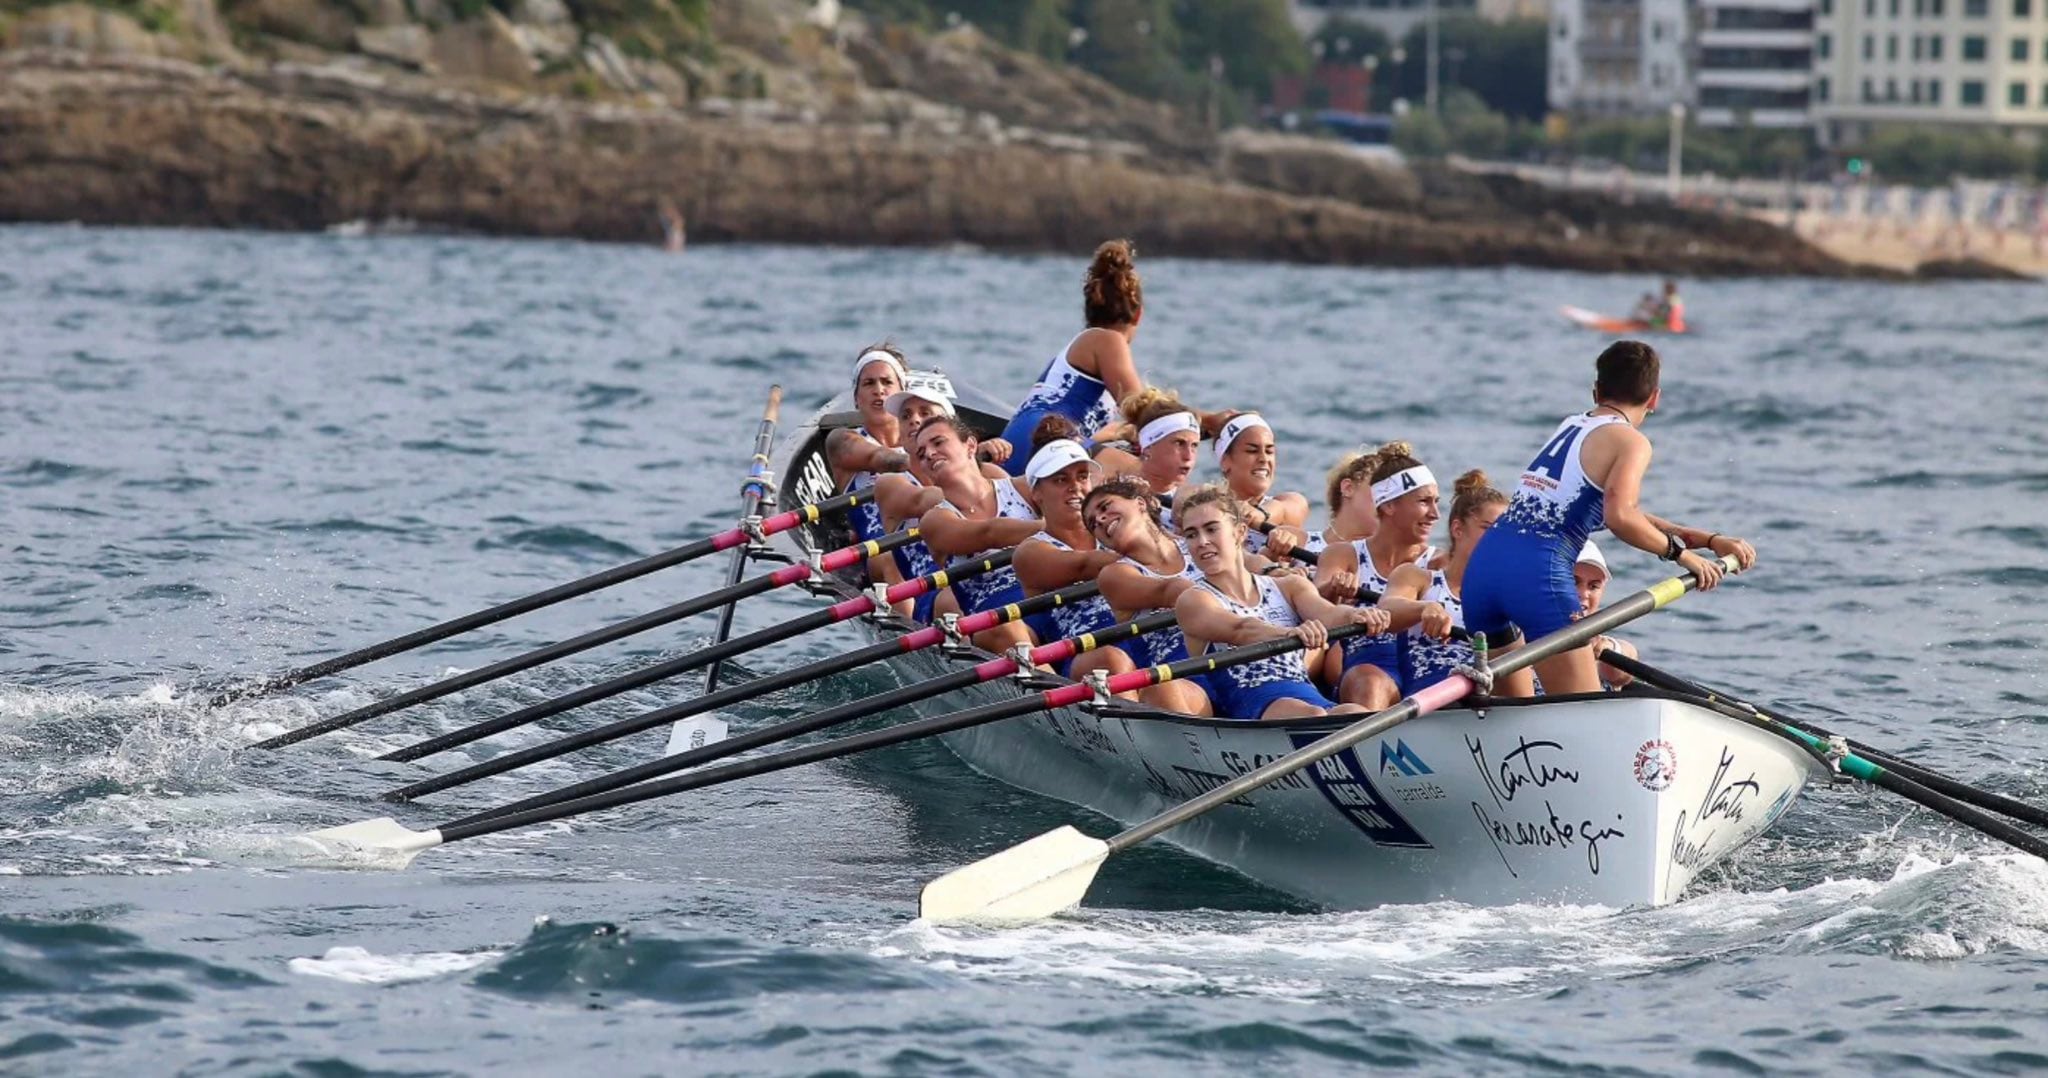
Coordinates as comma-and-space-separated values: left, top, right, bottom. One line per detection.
1400, 570, 1471, 692
1495, 412, 1628, 552
1337, 541, 1436, 666
1019, 336, 1118, 437
1195, 574, 1310, 690
839, 426, 889, 543
1019, 532, 1118, 642
1118, 540, 1202, 666
1242, 495, 1273, 555
934, 478, 1038, 612
886, 475, 941, 584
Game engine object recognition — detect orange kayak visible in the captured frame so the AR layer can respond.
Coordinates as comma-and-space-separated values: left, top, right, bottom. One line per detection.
1560, 305, 1686, 334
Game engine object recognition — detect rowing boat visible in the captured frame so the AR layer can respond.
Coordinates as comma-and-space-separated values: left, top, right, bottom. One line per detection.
772, 380, 1825, 910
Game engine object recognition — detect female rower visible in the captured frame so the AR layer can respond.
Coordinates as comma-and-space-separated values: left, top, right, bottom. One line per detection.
1314, 443, 1442, 709
827, 346, 910, 566
914, 415, 1042, 652
1572, 540, 1638, 689
1299, 448, 1383, 562
996, 239, 1149, 472
1086, 476, 1210, 714
1463, 341, 1756, 696
1013, 418, 1122, 674
1101, 386, 1203, 527
1176, 486, 1390, 721
1212, 411, 1309, 559
1379, 470, 1534, 695
870, 381, 966, 622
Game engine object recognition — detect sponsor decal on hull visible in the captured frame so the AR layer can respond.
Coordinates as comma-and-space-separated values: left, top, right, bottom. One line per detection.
1288, 733, 1433, 848
1634, 739, 1678, 792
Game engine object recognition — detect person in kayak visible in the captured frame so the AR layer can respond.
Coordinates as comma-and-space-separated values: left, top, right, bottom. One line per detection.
996, 240, 1149, 470
1212, 411, 1310, 560
1629, 280, 1684, 332
1462, 340, 1755, 697
1313, 442, 1444, 709
1176, 486, 1390, 721
914, 415, 1042, 653
1087, 476, 1213, 715
1379, 469, 1531, 694
1013, 417, 1121, 673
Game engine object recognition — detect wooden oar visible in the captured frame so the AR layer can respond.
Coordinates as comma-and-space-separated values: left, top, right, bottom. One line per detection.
426, 608, 1174, 823
377, 548, 1020, 763
297, 610, 1286, 867
1602, 651, 2048, 852
250, 528, 919, 750
702, 386, 783, 693
917, 554, 1742, 924
203, 482, 867, 707
381, 585, 1132, 804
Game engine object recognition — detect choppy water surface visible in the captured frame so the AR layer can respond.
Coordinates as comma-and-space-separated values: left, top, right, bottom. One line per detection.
4, 225, 2048, 1074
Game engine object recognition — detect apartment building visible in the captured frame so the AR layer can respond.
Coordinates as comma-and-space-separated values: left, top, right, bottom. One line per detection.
1696, 0, 1817, 125
1548, 0, 1692, 115
1813, 0, 2048, 134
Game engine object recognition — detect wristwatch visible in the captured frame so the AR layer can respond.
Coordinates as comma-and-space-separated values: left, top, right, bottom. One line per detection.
1660, 532, 1686, 562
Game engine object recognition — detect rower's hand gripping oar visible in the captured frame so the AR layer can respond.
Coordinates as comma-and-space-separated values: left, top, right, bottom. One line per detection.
249, 527, 919, 750
381, 576, 1115, 804
1601, 651, 2048, 856
202, 486, 868, 708
917, 554, 1746, 924
294, 608, 1178, 866
376, 546, 1020, 765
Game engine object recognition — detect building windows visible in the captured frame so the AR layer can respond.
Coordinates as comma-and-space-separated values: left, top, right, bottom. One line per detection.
1863, 77, 1877, 100
1820, 33, 1833, 58
1962, 78, 1986, 102
1930, 77, 1943, 101
1821, 0, 1833, 12
2018, 0, 2032, 15
1931, 0, 1945, 14
1889, 34, 1900, 58
2016, 37, 2031, 60
1930, 34, 1945, 58
1965, 0, 1988, 14
1891, 0, 1901, 14
1964, 34, 1988, 58
1819, 76, 1832, 101
2011, 81, 2028, 104
1911, 78, 1923, 101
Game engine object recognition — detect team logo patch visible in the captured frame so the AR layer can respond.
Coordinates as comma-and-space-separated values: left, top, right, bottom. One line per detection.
1633, 739, 1678, 791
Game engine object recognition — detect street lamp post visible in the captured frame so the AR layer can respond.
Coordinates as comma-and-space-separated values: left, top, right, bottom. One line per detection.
1667, 101, 1685, 200
1426, 0, 1440, 113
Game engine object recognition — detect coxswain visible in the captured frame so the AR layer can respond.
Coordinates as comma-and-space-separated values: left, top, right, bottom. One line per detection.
1175, 486, 1389, 721
1462, 341, 1756, 697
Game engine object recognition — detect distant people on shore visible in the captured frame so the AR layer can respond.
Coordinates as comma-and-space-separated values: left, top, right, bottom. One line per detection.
658, 199, 686, 253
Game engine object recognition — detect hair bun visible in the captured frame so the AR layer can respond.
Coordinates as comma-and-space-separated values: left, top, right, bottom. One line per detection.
1089, 239, 1135, 277
1030, 414, 1083, 452
1453, 469, 1490, 496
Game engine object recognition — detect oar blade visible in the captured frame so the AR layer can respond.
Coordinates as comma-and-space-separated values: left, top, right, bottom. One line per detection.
918, 825, 1109, 924
296, 817, 444, 869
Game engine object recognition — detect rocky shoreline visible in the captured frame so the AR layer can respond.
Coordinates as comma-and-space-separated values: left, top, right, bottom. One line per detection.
1, 49, 1892, 278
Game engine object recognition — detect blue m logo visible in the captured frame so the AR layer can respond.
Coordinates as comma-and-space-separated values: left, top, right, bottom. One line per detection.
1378, 739, 1433, 777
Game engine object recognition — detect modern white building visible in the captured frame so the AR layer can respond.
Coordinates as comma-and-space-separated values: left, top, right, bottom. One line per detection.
1548, 0, 1692, 115
1288, 0, 1525, 45
1813, 0, 2048, 134
1696, 0, 1817, 125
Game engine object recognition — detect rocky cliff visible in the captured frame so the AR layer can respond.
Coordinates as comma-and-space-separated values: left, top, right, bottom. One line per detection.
0, 0, 1880, 277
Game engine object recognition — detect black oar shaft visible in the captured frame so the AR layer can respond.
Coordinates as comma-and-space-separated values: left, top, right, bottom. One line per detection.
251, 530, 912, 750
427, 612, 1185, 845
377, 550, 1015, 763
439, 604, 1163, 823
1603, 651, 2048, 832
387, 580, 1116, 803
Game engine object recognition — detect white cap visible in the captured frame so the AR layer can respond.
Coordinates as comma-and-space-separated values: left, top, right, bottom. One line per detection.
1024, 439, 1102, 485
1575, 539, 1609, 579
852, 349, 909, 388
885, 385, 955, 420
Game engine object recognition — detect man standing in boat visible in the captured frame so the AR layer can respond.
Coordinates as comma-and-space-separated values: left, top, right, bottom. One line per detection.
1462, 340, 1754, 696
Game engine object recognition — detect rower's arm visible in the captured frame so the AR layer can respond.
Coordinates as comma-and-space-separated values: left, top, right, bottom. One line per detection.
1085, 331, 1146, 408
919, 507, 1041, 560
826, 428, 908, 477
1098, 560, 1193, 613
1591, 426, 1672, 559
1015, 540, 1118, 594
1175, 586, 1291, 647
1282, 573, 1385, 631
874, 474, 940, 524
1311, 539, 1363, 603
1374, 564, 1436, 632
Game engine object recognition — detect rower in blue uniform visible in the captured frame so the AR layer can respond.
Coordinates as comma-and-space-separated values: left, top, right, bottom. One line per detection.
1174, 486, 1388, 721
1314, 442, 1443, 709
1380, 469, 1507, 692
1013, 417, 1120, 674
996, 240, 1148, 470
1087, 476, 1213, 715
914, 415, 1042, 653
1462, 340, 1756, 696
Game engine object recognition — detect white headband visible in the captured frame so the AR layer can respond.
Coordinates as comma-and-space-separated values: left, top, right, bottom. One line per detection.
1214, 413, 1270, 463
852, 349, 909, 388
1370, 465, 1437, 508
1137, 411, 1200, 451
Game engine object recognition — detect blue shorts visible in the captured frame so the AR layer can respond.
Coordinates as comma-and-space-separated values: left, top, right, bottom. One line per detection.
911, 590, 936, 624
1462, 530, 1581, 645
1339, 632, 1402, 683
1211, 677, 1332, 721
953, 569, 1027, 618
